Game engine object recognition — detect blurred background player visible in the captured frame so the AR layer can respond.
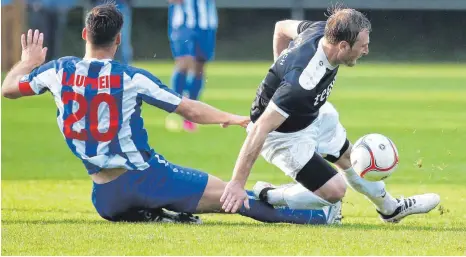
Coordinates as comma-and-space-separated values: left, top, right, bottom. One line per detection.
26, 0, 77, 61
2, 3, 340, 225
165, 0, 218, 132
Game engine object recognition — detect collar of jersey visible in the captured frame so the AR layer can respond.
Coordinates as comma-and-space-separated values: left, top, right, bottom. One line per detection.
83, 57, 113, 62
317, 39, 337, 70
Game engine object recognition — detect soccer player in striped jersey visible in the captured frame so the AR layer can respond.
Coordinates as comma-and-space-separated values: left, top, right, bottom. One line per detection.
166, 0, 218, 132
2, 3, 341, 224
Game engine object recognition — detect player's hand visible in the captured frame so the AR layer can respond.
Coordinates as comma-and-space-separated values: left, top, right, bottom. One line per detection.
221, 115, 250, 128
220, 180, 250, 213
21, 29, 47, 68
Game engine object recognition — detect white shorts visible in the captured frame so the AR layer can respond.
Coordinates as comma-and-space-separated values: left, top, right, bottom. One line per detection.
248, 102, 347, 178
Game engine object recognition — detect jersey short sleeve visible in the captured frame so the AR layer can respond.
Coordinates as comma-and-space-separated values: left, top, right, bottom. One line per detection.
18, 61, 57, 96
270, 68, 316, 118
297, 20, 319, 34
133, 69, 182, 113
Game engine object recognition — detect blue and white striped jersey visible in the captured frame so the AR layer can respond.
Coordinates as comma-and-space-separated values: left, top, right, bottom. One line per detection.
19, 57, 182, 174
168, 0, 218, 31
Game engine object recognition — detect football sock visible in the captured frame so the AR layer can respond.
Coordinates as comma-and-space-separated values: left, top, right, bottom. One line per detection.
266, 183, 332, 209
172, 70, 187, 95
187, 73, 204, 100
342, 167, 398, 215
238, 190, 327, 224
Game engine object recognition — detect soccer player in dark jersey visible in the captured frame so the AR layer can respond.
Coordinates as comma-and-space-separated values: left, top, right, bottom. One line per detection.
221, 8, 440, 223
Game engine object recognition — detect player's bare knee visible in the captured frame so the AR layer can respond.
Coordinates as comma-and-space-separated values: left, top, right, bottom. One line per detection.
175, 56, 195, 73
193, 61, 205, 77
328, 174, 347, 203
313, 173, 346, 203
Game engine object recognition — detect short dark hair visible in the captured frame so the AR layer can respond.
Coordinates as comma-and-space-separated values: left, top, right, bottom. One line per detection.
85, 3, 123, 47
324, 7, 371, 47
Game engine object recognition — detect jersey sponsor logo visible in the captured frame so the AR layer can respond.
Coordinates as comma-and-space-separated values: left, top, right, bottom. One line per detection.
313, 77, 336, 106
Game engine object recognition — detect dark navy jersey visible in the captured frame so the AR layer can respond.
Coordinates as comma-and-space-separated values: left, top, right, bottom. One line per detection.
250, 21, 339, 133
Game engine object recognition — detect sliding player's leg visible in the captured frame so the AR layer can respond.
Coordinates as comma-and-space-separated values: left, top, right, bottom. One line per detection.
193, 173, 331, 225
92, 153, 331, 224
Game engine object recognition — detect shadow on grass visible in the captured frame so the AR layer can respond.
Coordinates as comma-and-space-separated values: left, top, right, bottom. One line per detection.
2, 218, 465, 233
2, 207, 94, 214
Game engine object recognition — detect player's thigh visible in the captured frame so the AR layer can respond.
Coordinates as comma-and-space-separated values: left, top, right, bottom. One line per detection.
194, 29, 216, 62
252, 107, 346, 201
91, 170, 147, 221
169, 27, 197, 63
315, 102, 350, 168
252, 118, 320, 179
174, 56, 196, 72
93, 157, 211, 220
157, 161, 210, 213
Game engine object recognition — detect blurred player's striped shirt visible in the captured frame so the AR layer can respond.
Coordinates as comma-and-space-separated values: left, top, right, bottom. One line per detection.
18, 57, 182, 174
169, 0, 218, 30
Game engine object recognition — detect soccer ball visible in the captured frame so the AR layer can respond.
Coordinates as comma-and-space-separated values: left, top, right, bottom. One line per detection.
350, 133, 399, 181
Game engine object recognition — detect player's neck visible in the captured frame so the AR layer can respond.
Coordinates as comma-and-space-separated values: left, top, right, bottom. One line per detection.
84, 45, 115, 61
321, 39, 340, 67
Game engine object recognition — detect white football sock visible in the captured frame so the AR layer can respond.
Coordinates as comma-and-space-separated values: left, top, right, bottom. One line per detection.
342, 167, 398, 215
267, 183, 332, 210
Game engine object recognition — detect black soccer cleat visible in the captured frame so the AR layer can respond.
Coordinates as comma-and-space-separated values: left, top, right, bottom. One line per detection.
138, 209, 202, 224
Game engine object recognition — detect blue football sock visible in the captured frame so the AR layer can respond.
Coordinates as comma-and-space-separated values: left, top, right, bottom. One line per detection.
238, 190, 327, 225
187, 73, 204, 100
172, 70, 187, 95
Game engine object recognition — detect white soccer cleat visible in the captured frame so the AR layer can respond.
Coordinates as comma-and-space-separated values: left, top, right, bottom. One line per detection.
324, 200, 343, 225
252, 181, 297, 202
378, 193, 440, 223
252, 181, 276, 202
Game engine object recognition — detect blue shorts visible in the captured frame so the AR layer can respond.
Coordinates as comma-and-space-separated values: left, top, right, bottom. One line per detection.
169, 27, 216, 62
92, 154, 209, 221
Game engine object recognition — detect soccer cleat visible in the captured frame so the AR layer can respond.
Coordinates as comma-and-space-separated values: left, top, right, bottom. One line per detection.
324, 200, 343, 225
378, 193, 440, 223
183, 120, 198, 132
254, 181, 343, 225
139, 209, 202, 224
252, 181, 277, 202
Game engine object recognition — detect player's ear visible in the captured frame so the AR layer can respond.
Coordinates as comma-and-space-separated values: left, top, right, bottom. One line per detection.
115, 33, 121, 45
338, 41, 350, 52
82, 28, 87, 41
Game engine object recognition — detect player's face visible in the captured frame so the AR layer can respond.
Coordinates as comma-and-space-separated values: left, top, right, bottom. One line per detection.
340, 30, 370, 67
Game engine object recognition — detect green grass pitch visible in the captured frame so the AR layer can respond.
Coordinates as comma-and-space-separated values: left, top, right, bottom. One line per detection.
2, 62, 466, 255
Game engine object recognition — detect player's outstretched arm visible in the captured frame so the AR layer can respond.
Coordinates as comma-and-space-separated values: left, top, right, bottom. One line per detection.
273, 20, 302, 60
2, 29, 47, 99
175, 98, 250, 128
220, 105, 287, 213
